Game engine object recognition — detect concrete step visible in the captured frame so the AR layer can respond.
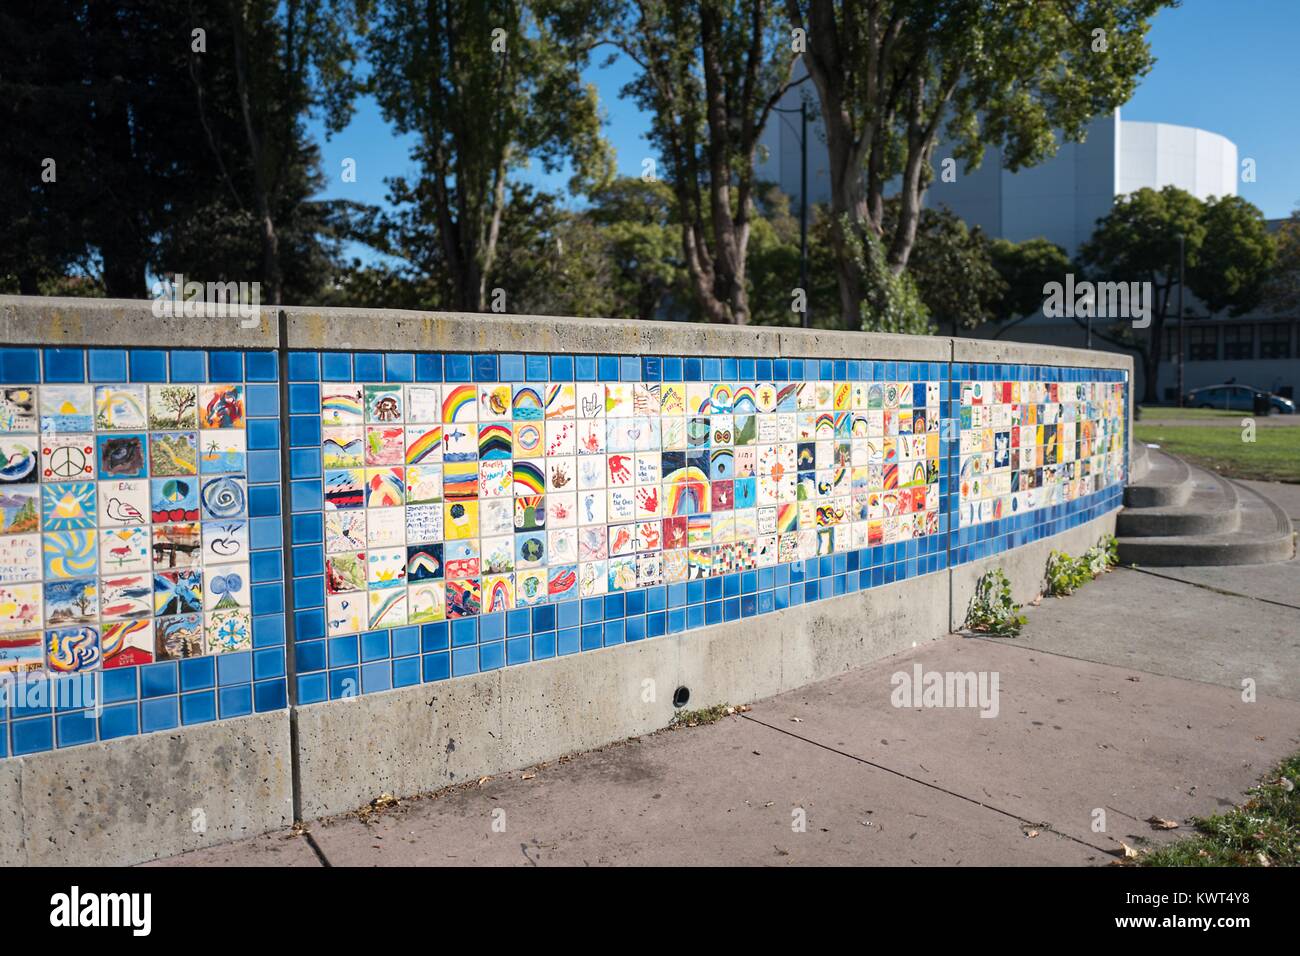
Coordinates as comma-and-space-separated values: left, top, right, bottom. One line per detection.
1124, 447, 1192, 508
1118, 474, 1295, 567
1116, 466, 1242, 537
1129, 440, 1151, 483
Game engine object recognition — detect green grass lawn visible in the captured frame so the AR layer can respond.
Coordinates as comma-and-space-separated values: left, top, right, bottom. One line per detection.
1138, 752, 1299, 866
1134, 422, 1300, 483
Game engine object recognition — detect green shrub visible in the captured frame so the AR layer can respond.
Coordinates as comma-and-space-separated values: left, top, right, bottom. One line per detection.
965, 569, 1027, 636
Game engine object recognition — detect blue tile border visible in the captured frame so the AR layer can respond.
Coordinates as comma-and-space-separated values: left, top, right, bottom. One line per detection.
0, 342, 1127, 756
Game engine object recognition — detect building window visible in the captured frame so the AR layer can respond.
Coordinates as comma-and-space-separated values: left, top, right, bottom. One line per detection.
1260, 324, 1292, 359
1222, 324, 1254, 360
1188, 326, 1218, 361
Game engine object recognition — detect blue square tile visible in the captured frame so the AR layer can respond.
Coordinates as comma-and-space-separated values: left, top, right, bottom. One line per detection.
416, 354, 443, 382
549, 356, 573, 381
288, 352, 320, 381
45, 348, 86, 382
321, 352, 352, 381
354, 353, 383, 381
87, 349, 127, 382
499, 354, 525, 381
141, 697, 179, 733
12, 717, 54, 754
181, 691, 217, 725
0, 348, 40, 383
99, 703, 138, 741
218, 684, 253, 717
423, 651, 450, 682
526, 354, 550, 381
141, 662, 178, 698
385, 353, 415, 382
209, 350, 243, 381
245, 351, 277, 381
180, 656, 216, 692
445, 354, 472, 382
56, 710, 98, 747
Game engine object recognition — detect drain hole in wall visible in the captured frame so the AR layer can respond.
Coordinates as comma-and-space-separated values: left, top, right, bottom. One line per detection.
672, 686, 690, 709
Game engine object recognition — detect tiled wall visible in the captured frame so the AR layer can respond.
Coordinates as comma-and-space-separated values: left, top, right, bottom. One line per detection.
0, 344, 1127, 757
0, 347, 288, 757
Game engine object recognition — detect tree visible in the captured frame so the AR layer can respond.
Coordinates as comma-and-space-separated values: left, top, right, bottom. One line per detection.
181, 0, 366, 304
366, 0, 612, 312
1262, 208, 1300, 314
585, 178, 687, 321
1081, 186, 1276, 404
1189, 195, 1276, 315
894, 203, 1004, 333
610, 0, 799, 324
783, 0, 1169, 328
990, 237, 1075, 324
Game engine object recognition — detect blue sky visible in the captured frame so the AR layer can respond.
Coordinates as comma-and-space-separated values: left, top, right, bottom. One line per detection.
311, 0, 1299, 263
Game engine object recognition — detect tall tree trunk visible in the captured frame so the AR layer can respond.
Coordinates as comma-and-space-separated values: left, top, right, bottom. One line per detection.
229, 0, 282, 304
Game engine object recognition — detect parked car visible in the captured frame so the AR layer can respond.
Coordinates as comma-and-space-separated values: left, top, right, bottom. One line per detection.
1184, 384, 1297, 415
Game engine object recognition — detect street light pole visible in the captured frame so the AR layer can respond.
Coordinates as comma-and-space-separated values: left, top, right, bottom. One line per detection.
1177, 233, 1185, 407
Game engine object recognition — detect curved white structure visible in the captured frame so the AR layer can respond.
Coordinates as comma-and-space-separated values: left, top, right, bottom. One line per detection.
756, 101, 1240, 258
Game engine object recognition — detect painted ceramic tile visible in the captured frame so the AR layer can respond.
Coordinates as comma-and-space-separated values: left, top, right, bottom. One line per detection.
45, 624, 101, 672
149, 431, 198, 476
0, 483, 40, 534
150, 477, 199, 522
40, 386, 93, 433
206, 608, 252, 653
0, 387, 38, 432
40, 435, 95, 481
155, 614, 204, 660
94, 385, 147, 431
97, 433, 147, 479
202, 520, 248, 563
44, 577, 98, 625
101, 618, 154, 668
151, 522, 201, 569
43, 530, 98, 579
199, 384, 245, 429
198, 430, 247, 473
99, 526, 151, 574
199, 475, 247, 520
365, 384, 403, 423
0, 532, 40, 584
100, 572, 154, 620
42, 482, 96, 530
149, 384, 199, 430
154, 569, 203, 616
0, 631, 43, 674
203, 564, 250, 611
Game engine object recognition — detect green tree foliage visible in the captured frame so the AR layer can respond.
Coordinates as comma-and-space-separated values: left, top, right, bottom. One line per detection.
365, 0, 612, 312
585, 178, 687, 321
1262, 208, 1300, 314
893, 204, 1004, 333
1082, 186, 1276, 403
989, 237, 1075, 323
783, 0, 1170, 328
0, 0, 364, 303
608, 0, 798, 324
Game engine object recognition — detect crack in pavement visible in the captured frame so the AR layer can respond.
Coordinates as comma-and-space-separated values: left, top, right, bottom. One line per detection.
1122, 564, 1300, 612
739, 712, 1115, 857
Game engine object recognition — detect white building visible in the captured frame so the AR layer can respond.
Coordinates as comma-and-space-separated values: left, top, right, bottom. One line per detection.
757, 88, 1300, 403
757, 105, 1238, 258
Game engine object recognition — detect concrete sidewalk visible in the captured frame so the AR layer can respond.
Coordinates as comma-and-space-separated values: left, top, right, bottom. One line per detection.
150, 560, 1300, 867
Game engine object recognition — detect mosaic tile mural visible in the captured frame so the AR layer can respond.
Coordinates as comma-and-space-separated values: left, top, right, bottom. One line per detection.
0, 343, 1127, 756
0, 347, 288, 757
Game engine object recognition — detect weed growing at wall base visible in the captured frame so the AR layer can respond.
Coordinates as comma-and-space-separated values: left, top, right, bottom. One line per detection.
965, 569, 1026, 636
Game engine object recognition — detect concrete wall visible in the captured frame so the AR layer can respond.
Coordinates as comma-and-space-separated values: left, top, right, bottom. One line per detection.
0, 295, 1131, 864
